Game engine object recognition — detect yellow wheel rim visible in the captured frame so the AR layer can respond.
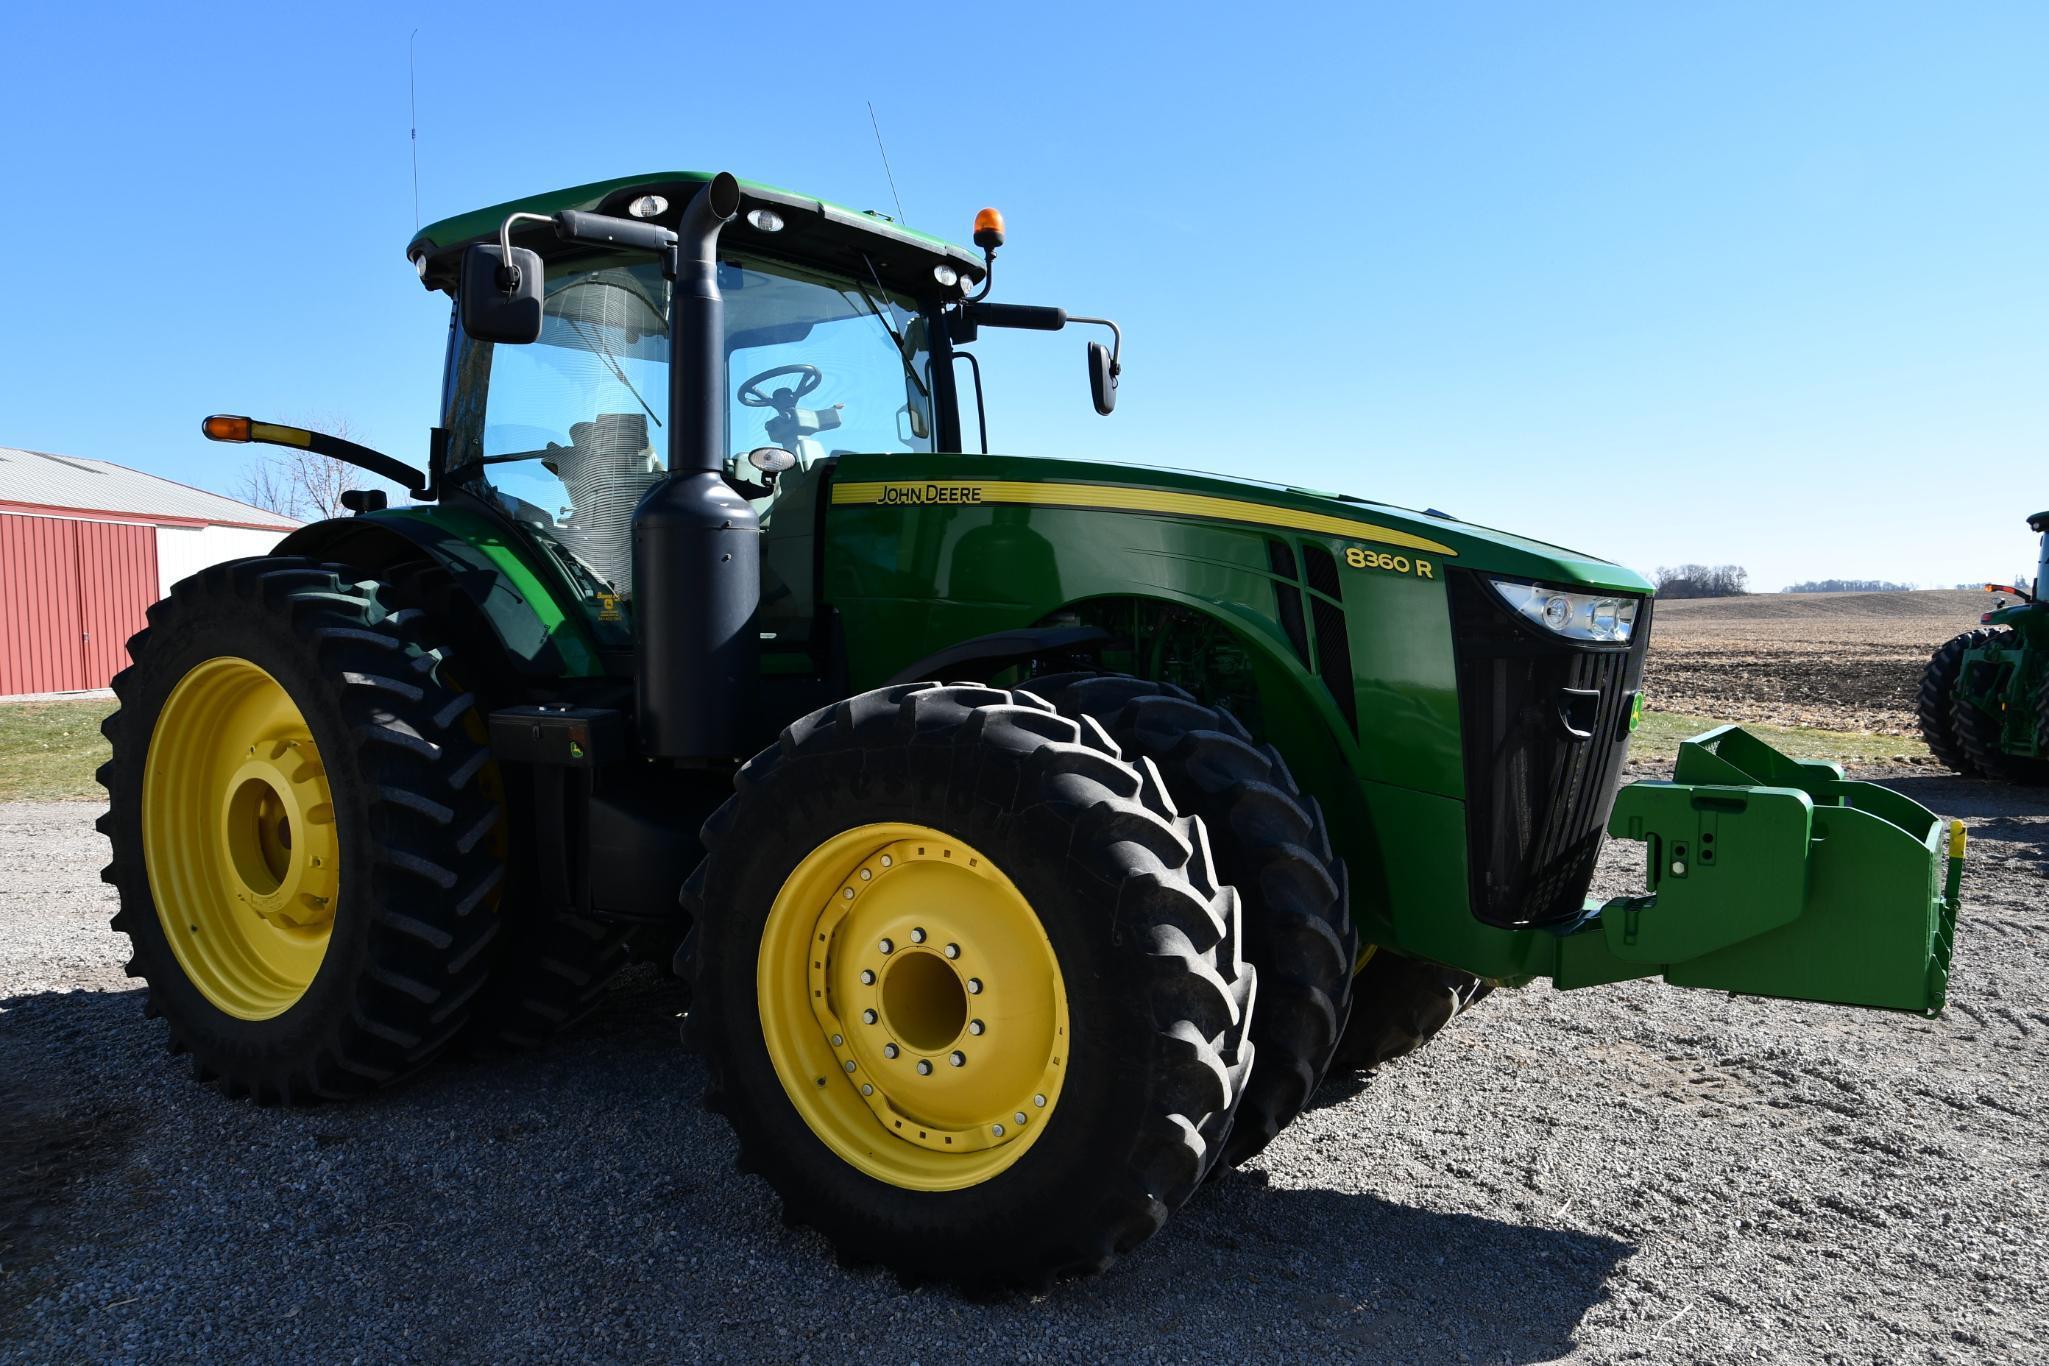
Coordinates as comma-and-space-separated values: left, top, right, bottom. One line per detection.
758, 823, 1069, 1191
142, 657, 341, 1020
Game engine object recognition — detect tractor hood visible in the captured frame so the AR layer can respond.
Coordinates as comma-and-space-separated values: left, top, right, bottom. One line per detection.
841, 455, 1653, 596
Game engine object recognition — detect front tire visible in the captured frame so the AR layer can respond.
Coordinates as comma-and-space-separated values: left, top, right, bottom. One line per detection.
1329, 947, 1493, 1074
1023, 673, 1354, 1170
685, 683, 1254, 1290
97, 558, 505, 1103
1918, 630, 1983, 776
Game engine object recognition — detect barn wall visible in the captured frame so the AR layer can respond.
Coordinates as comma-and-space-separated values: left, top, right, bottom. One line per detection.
154, 522, 289, 597
0, 511, 156, 694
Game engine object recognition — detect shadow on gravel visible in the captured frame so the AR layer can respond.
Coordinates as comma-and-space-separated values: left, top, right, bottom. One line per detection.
1182, 1173, 1632, 1360
1, 973, 1627, 1358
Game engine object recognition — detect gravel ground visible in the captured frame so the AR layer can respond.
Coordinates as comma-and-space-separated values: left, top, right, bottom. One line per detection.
2, 769, 2044, 1363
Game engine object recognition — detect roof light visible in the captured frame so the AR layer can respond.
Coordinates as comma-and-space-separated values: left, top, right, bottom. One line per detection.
746, 207, 785, 233
201, 415, 252, 443
411, 253, 428, 280
933, 264, 959, 288
973, 207, 1005, 251
627, 194, 668, 219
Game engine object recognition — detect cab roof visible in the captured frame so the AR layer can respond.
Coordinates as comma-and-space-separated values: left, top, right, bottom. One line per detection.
407, 170, 987, 300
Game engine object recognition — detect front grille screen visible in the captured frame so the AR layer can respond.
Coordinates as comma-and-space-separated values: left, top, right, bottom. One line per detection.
1448, 570, 1650, 928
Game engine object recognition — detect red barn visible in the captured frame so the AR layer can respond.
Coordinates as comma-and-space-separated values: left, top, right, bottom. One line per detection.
0, 446, 298, 696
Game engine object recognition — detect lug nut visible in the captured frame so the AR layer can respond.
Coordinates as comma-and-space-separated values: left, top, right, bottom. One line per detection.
949, 1051, 966, 1068
910, 927, 926, 944
859, 869, 872, 881
881, 854, 893, 867
862, 1084, 874, 1096
1034, 1094, 1047, 1108
917, 1060, 933, 1076
878, 938, 894, 954
991, 1123, 1005, 1137
860, 969, 876, 985
1015, 1111, 1028, 1124
831, 1034, 844, 1046
884, 1043, 899, 1059
944, 943, 960, 959
843, 1060, 856, 1073
968, 1019, 985, 1036
966, 978, 983, 994
862, 1009, 878, 1025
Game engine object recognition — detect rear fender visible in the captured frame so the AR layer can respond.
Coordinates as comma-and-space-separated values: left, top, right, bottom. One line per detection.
277, 507, 608, 680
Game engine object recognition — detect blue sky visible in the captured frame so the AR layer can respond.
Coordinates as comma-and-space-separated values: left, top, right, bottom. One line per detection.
1, 2, 2042, 590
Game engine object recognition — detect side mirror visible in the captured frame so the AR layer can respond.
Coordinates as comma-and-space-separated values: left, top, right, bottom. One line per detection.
460, 243, 545, 344
746, 446, 798, 474
1087, 341, 1118, 416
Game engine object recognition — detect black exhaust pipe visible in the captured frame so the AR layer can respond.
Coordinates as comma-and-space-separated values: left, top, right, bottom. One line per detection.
632, 172, 760, 760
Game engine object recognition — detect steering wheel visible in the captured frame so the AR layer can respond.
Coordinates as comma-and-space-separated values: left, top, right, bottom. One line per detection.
738, 364, 822, 410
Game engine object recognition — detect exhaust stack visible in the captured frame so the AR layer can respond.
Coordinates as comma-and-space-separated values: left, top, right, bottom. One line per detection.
631, 173, 760, 760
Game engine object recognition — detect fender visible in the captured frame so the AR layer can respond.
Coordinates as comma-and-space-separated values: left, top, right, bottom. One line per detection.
277, 505, 609, 681
881, 624, 1112, 687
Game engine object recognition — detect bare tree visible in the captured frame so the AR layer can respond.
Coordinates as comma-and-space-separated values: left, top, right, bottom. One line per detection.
235, 413, 365, 522
1652, 564, 1750, 599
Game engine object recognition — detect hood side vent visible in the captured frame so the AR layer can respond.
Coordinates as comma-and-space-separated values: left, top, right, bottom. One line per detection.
1267, 538, 1310, 666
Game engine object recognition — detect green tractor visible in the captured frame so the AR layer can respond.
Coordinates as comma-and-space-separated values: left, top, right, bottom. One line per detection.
1918, 513, 2049, 784
99, 170, 1968, 1290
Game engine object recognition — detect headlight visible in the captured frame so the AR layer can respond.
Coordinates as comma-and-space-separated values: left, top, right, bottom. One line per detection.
1489, 579, 1639, 643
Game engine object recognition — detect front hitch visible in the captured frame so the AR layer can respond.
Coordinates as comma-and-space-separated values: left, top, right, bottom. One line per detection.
1551, 726, 1964, 1015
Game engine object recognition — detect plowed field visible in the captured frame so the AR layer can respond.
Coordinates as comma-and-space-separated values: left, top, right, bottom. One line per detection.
1642, 589, 1990, 735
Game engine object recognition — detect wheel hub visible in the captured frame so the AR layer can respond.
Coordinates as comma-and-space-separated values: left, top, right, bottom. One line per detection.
142, 656, 341, 1020
758, 825, 1068, 1190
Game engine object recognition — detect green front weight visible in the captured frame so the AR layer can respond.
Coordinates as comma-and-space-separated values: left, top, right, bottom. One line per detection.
1553, 727, 1963, 1015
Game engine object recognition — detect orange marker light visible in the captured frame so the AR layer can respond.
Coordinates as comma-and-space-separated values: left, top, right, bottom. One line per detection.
202, 414, 252, 443
973, 207, 1006, 251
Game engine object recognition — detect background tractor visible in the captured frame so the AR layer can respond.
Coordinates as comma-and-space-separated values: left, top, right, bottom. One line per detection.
99, 170, 1967, 1291
1918, 511, 2049, 784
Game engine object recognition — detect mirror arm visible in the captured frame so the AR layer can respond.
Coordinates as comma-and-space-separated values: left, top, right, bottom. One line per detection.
1068, 315, 1123, 374
495, 213, 554, 290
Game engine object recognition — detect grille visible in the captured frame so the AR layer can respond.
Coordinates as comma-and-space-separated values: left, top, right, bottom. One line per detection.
1267, 539, 1310, 665
1448, 570, 1650, 928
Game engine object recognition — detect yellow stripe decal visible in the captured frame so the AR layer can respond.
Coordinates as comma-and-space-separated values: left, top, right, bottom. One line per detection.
249, 422, 313, 449
830, 480, 1458, 556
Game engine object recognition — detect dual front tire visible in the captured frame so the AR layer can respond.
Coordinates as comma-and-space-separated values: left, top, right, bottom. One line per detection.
684, 683, 1255, 1290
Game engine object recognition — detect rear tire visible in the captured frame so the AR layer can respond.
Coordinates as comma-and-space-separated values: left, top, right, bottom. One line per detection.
1950, 629, 2049, 785
685, 683, 1254, 1290
1329, 948, 1492, 1074
1023, 672, 1354, 1170
97, 557, 505, 1103
1918, 630, 1983, 776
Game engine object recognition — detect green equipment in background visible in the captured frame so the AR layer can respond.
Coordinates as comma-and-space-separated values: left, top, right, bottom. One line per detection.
1918, 511, 2049, 783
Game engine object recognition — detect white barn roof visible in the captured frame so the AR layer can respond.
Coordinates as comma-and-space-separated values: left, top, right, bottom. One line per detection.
0, 446, 297, 530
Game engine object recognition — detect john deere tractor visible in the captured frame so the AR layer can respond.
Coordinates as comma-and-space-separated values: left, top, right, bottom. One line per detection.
1918, 512, 2049, 784
99, 170, 1968, 1290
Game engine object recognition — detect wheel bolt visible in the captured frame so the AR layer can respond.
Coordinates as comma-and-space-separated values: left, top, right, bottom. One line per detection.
1034, 1094, 1047, 1108
843, 1060, 856, 1073
910, 927, 926, 944
879, 938, 894, 954
860, 969, 876, 985
917, 1060, 933, 1076
862, 1084, 874, 1096
944, 943, 960, 959
966, 978, 983, 994
831, 1034, 844, 1046
881, 854, 893, 867
883, 1043, 899, 1059
968, 1019, 985, 1036
859, 868, 872, 881
991, 1123, 1005, 1137
1015, 1111, 1028, 1124
862, 1009, 878, 1025
949, 1051, 966, 1068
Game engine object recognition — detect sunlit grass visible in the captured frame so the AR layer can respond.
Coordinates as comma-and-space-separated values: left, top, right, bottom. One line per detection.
0, 698, 116, 800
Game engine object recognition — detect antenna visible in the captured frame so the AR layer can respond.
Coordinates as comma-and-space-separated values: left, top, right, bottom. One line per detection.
867, 100, 906, 228
409, 29, 422, 230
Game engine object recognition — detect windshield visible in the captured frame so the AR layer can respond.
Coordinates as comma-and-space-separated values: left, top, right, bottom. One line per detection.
445, 251, 934, 597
